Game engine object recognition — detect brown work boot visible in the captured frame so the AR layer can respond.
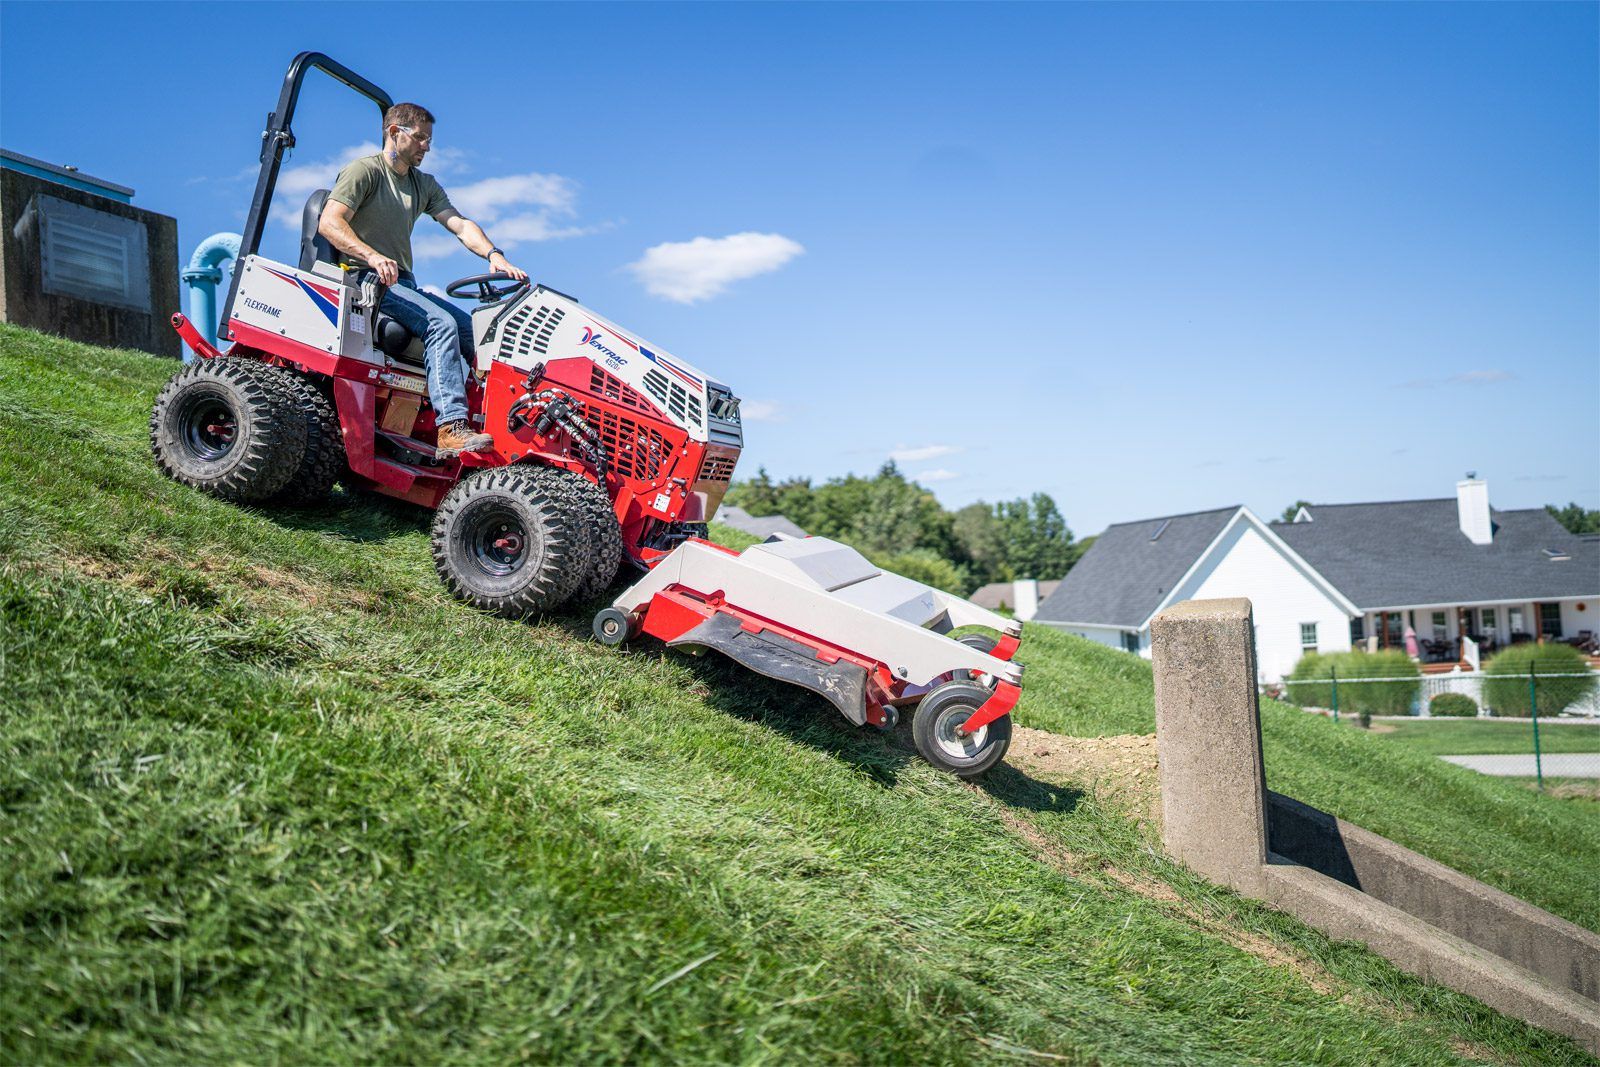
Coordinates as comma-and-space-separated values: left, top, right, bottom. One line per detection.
436, 419, 493, 458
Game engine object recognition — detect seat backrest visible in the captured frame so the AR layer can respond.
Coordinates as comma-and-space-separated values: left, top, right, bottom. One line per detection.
299, 189, 337, 272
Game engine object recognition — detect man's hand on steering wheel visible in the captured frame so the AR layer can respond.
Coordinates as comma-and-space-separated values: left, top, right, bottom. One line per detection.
488, 251, 528, 282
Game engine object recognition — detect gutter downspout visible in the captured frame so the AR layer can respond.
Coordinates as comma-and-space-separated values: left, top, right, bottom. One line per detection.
180, 232, 241, 361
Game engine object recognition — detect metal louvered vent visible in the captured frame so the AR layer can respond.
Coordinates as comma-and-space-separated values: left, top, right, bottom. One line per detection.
639, 368, 700, 428
697, 453, 738, 483
574, 401, 672, 481
588, 366, 657, 415
500, 304, 566, 360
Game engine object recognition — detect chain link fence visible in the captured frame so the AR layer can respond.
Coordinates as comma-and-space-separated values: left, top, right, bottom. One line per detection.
1276, 669, 1600, 788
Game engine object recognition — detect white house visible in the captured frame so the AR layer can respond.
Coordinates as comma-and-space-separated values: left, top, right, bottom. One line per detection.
1033, 478, 1600, 682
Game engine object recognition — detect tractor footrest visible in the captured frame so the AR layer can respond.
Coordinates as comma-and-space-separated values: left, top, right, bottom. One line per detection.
668, 613, 870, 726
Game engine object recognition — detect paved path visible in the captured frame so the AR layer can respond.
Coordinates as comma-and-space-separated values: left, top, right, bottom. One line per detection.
1440, 753, 1600, 777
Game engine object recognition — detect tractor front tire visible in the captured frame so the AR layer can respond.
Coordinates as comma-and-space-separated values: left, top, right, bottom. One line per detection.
568, 474, 623, 603
911, 680, 1012, 778
150, 358, 307, 502
430, 466, 591, 617
265, 369, 345, 506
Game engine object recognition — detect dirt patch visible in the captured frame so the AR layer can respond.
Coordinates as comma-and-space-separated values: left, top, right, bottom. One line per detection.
1007, 726, 1161, 826
29, 549, 381, 613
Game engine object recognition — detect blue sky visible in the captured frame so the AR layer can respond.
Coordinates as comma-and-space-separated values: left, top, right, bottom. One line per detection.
3, 2, 1595, 534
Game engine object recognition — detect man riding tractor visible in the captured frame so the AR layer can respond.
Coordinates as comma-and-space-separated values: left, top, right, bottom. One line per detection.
317, 101, 528, 458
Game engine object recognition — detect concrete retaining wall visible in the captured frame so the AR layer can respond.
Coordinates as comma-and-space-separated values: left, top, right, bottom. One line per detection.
1151, 597, 1600, 1056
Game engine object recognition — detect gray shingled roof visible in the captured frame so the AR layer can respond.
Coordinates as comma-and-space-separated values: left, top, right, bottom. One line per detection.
1273, 501, 1599, 609
1033, 507, 1239, 628
714, 505, 807, 540
969, 580, 1062, 612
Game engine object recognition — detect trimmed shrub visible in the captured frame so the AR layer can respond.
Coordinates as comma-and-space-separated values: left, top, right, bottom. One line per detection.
1284, 652, 1332, 709
1483, 643, 1597, 717
1283, 650, 1421, 715
1429, 692, 1478, 718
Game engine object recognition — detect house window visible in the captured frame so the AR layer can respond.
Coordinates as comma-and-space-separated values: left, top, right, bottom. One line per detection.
36, 194, 151, 311
1300, 622, 1318, 651
1122, 631, 1140, 654
1480, 608, 1497, 636
1539, 603, 1562, 638
1349, 617, 1365, 644
1509, 607, 1525, 636
1431, 611, 1447, 638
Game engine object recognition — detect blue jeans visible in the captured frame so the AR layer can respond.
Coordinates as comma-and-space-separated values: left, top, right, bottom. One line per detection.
375, 270, 475, 424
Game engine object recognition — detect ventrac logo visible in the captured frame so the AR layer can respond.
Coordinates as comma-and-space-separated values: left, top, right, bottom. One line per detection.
579, 326, 626, 369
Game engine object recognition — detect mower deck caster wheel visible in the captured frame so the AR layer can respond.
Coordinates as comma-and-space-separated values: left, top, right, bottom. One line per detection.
592, 607, 636, 646
912, 680, 1012, 778
869, 704, 899, 732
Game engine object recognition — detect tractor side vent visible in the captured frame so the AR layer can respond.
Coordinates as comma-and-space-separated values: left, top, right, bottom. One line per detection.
697, 453, 737, 483
576, 401, 671, 481
588, 366, 656, 416
641, 368, 703, 428
501, 304, 565, 360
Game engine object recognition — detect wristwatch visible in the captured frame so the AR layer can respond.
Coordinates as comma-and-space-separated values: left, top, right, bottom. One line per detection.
487, 247, 504, 260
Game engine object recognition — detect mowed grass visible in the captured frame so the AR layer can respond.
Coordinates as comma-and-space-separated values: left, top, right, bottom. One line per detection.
2, 324, 1597, 1065
1362, 718, 1600, 758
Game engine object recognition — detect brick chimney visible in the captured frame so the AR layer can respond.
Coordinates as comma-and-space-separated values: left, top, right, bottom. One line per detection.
1456, 474, 1492, 545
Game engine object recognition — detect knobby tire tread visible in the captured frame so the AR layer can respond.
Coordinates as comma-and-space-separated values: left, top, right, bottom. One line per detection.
149, 357, 307, 503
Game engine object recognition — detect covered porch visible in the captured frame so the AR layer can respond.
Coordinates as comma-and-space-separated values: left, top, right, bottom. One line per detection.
1351, 597, 1599, 668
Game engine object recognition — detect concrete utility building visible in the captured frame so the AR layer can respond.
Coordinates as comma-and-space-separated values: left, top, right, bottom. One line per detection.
1033, 477, 1600, 681
0, 148, 180, 358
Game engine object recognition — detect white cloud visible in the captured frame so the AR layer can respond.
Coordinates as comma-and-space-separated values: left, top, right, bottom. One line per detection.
916, 468, 959, 482
627, 233, 804, 304
890, 443, 959, 463
449, 172, 576, 221
270, 149, 597, 259
739, 400, 784, 423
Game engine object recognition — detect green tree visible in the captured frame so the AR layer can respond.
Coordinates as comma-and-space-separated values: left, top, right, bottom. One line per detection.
996, 493, 1077, 580
1546, 502, 1600, 536
1279, 500, 1312, 523
952, 502, 1010, 585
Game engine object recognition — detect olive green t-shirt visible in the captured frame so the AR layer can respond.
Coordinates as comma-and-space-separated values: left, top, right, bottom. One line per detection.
327, 154, 454, 272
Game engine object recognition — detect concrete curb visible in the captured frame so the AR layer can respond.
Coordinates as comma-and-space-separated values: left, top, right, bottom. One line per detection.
1152, 597, 1600, 1056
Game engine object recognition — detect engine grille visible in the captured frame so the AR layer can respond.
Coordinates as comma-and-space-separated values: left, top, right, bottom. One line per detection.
588, 366, 657, 416
499, 303, 565, 361
576, 400, 671, 481
640, 368, 702, 428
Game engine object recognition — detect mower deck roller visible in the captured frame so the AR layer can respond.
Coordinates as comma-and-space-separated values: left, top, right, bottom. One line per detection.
599, 535, 1024, 776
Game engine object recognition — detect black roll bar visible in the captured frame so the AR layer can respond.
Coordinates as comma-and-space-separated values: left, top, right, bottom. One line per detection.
219, 52, 392, 339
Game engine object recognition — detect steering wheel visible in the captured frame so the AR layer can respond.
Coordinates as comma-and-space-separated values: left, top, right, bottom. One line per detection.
445, 272, 529, 303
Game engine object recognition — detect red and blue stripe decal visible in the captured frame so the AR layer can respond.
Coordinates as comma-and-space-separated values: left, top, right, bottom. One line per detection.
261, 266, 340, 326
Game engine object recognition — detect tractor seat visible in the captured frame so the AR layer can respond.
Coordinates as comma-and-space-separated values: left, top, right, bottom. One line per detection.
300, 189, 426, 368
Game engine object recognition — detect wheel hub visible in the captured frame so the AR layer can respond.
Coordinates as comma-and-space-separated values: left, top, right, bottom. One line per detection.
935, 707, 986, 759
178, 396, 238, 461
467, 505, 530, 577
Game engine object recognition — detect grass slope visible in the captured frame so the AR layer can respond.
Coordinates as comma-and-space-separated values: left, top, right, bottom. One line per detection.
2, 324, 1595, 1065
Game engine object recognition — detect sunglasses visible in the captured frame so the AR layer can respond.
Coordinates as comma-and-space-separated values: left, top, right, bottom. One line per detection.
395, 125, 433, 146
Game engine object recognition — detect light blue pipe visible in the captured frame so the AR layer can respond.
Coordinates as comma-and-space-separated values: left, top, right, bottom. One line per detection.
180, 232, 242, 361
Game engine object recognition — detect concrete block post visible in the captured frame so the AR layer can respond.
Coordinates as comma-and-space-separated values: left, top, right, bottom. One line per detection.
1150, 598, 1268, 893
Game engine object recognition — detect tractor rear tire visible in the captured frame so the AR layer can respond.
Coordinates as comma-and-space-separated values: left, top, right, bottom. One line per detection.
264, 369, 345, 506
911, 680, 1012, 778
430, 465, 592, 617
150, 358, 307, 503
568, 474, 623, 603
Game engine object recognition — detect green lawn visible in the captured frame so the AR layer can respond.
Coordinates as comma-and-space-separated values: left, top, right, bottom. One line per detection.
1363, 718, 1600, 758
2, 324, 1597, 1065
